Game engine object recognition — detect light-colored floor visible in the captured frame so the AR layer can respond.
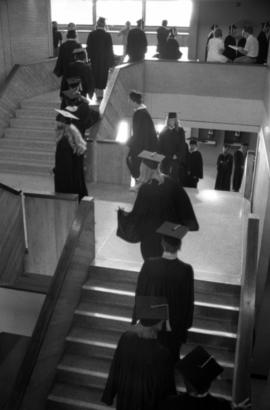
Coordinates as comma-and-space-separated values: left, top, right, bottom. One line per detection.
0, 167, 246, 285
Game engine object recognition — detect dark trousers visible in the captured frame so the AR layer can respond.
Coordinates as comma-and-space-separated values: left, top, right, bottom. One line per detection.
126, 152, 141, 179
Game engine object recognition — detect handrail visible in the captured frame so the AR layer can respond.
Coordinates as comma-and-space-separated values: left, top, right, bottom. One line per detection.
5, 197, 94, 410
0, 65, 20, 98
232, 214, 259, 403
0, 182, 21, 195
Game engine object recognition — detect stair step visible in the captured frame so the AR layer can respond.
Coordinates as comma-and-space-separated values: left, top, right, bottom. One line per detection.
74, 299, 239, 334
16, 108, 57, 119
47, 382, 110, 410
4, 127, 54, 140
0, 137, 55, 151
67, 325, 236, 361
10, 117, 55, 129
0, 148, 54, 162
87, 266, 241, 307
21, 99, 60, 110
0, 159, 52, 175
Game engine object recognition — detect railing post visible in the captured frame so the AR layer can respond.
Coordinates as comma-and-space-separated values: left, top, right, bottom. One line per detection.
232, 214, 259, 403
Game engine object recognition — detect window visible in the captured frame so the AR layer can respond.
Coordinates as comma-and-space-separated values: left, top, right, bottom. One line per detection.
145, 0, 193, 27
51, 0, 93, 24
96, 0, 142, 26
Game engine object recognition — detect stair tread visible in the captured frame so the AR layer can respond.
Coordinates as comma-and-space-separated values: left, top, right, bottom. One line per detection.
59, 354, 110, 375
49, 382, 107, 408
75, 301, 237, 338
83, 279, 239, 311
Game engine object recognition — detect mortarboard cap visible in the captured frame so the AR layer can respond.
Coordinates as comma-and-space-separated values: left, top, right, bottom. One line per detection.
135, 295, 169, 327
67, 22, 76, 31
97, 17, 106, 27
189, 138, 198, 145
168, 112, 177, 119
156, 222, 188, 240
55, 109, 79, 121
177, 346, 224, 392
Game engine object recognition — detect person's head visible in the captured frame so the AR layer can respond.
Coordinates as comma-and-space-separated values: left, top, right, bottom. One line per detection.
228, 24, 237, 35
73, 48, 87, 61
222, 144, 230, 154
162, 20, 168, 27
241, 143, 248, 154
52, 21, 58, 30
135, 296, 168, 330
97, 17, 106, 28
137, 19, 144, 29
214, 28, 223, 38
125, 21, 131, 28
129, 90, 143, 106
157, 222, 188, 254
177, 346, 224, 395
242, 26, 253, 37
210, 24, 218, 32
166, 112, 178, 129
262, 22, 270, 33
66, 77, 81, 92
189, 139, 198, 152
66, 30, 77, 40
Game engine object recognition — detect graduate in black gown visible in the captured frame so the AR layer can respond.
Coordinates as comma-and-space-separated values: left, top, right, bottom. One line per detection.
160, 28, 182, 60
158, 112, 187, 185
53, 27, 81, 79
185, 139, 203, 189
159, 346, 251, 410
54, 109, 88, 201
86, 17, 114, 100
223, 24, 237, 61
215, 145, 233, 191
126, 19, 147, 62
132, 222, 194, 362
257, 22, 270, 64
128, 150, 199, 260
102, 296, 176, 410
126, 91, 158, 179
157, 20, 170, 57
233, 143, 248, 192
64, 48, 95, 99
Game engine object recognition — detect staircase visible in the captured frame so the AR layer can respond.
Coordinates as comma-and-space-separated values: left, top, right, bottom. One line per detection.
0, 93, 58, 176
47, 265, 240, 409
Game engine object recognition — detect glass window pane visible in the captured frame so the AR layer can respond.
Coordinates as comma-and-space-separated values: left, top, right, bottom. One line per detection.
145, 0, 193, 27
96, 0, 142, 26
51, 0, 93, 25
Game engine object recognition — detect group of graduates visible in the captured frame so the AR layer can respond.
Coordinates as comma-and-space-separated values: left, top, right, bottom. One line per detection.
215, 143, 248, 192
126, 91, 203, 193
102, 105, 250, 408
206, 22, 269, 64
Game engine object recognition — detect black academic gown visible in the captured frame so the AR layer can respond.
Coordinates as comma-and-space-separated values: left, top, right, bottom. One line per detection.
130, 176, 199, 259
157, 26, 169, 55
86, 29, 114, 89
54, 136, 88, 201
53, 39, 82, 78
158, 127, 187, 185
102, 330, 176, 410
257, 31, 269, 64
223, 34, 236, 60
133, 257, 194, 361
160, 392, 231, 410
214, 153, 233, 191
127, 108, 158, 179
185, 150, 203, 188
233, 149, 245, 192
126, 28, 147, 62
161, 38, 182, 60
65, 61, 95, 97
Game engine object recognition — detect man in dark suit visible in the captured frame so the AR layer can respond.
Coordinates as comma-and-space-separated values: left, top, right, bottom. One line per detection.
132, 222, 194, 361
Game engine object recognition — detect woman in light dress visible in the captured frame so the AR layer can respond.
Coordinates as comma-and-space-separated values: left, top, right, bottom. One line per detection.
207, 28, 228, 63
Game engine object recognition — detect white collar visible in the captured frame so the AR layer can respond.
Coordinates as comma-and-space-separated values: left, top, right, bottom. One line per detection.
162, 251, 178, 260
136, 104, 146, 111
189, 392, 209, 398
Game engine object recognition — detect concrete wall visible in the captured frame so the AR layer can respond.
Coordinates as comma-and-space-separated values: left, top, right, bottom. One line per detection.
197, 0, 270, 62
0, 0, 51, 87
